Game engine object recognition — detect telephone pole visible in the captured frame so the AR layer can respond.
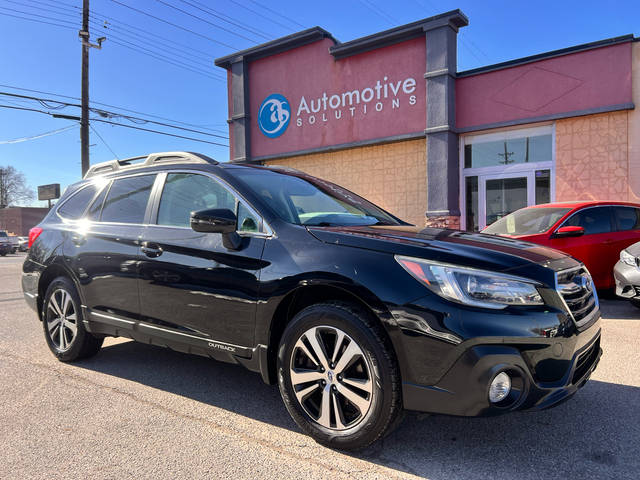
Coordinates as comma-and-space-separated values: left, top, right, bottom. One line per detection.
78, 0, 105, 178
80, 0, 90, 177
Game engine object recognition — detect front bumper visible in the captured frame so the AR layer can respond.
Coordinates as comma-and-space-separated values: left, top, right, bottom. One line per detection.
614, 260, 640, 299
400, 315, 602, 416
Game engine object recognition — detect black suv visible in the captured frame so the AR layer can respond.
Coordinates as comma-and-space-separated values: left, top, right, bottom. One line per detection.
22, 152, 602, 450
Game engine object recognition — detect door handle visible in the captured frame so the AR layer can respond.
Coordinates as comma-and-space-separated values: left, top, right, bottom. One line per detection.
141, 241, 163, 258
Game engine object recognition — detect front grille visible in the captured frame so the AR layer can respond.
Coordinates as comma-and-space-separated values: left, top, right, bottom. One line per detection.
556, 267, 598, 326
572, 337, 600, 384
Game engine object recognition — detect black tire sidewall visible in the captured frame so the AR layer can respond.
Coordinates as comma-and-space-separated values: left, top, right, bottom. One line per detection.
277, 303, 399, 450
43, 277, 91, 362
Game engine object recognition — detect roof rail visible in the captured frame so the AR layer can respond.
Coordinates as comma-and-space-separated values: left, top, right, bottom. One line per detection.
83, 151, 219, 179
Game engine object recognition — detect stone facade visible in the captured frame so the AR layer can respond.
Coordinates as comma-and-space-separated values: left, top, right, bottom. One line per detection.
424, 215, 461, 229
555, 111, 631, 202
268, 139, 428, 226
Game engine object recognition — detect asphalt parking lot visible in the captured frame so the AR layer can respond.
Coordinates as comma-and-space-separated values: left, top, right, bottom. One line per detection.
1, 252, 639, 479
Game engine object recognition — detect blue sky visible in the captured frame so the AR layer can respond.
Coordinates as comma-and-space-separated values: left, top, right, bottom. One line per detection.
0, 0, 638, 206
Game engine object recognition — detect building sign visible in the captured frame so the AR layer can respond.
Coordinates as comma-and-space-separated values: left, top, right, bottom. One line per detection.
258, 93, 291, 138
37, 183, 60, 201
249, 37, 426, 158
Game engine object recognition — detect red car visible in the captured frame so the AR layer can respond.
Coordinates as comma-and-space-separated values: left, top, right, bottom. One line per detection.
482, 201, 640, 290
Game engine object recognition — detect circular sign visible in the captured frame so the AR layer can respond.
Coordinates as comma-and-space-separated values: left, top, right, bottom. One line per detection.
258, 93, 291, 138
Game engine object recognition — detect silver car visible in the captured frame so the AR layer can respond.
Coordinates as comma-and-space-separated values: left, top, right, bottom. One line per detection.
614, 241, 640, 308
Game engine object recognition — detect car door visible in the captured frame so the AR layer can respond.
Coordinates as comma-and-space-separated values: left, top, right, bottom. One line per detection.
547, 206, 616, 288
65, 174, 156, 320
137, 171, 269, 347
612, 206, 640, 256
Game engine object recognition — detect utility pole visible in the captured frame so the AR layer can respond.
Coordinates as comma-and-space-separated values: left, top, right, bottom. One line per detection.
78, 0, 105, 178
80, 0, 90, 178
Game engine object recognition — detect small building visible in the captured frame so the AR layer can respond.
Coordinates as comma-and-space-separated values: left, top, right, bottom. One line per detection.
0, 207, 49, 236
215, 9, 639, 230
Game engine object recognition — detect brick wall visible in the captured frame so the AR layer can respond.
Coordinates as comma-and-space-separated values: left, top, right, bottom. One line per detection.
555, 110, 630, 202
267, 139, 428, 226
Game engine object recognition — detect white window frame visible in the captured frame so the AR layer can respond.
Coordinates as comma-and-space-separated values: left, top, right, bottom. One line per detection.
460, 124, 556, 231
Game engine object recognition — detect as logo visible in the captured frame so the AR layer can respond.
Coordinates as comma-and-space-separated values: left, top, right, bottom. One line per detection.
258, 93, 290, 138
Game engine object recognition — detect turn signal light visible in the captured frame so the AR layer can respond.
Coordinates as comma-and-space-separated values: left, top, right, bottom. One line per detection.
28, 227, 43, 249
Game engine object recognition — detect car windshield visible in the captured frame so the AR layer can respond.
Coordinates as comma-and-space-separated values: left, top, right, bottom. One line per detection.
231, 168, 403, 227
483, 207, 571, 235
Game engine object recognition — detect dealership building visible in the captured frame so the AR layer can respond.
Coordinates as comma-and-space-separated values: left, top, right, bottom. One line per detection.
215, 10, 639, 230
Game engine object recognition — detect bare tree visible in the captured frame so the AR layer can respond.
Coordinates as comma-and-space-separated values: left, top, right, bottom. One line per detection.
0, 166, 35, 207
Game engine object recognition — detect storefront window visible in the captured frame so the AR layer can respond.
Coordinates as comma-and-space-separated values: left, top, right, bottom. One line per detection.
535, 169, 551, 204
461, 126, 554, 231
464, 134, 551, 168
465, 176, 478, 231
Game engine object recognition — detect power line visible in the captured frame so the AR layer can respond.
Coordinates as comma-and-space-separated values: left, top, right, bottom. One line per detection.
0, 91, 229, 139
0, 9, 76, 30
227, 0, 297, 33
182, 0, 273, 40
0, 124, 77, 144
1, 2, 224, 80
109, 0, 238, 50
357, 0, 398, 26
0, 83, 228, 135
0, 103, 229, 147
90, 124, 119, 159
246, 0, 306, 29
154, 0, 263, 44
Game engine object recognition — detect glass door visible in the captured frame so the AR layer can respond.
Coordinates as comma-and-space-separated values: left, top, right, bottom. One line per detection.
464, 170, 551, 231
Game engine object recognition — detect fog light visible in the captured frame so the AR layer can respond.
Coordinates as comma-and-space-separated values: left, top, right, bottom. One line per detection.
489, 372, 511, 403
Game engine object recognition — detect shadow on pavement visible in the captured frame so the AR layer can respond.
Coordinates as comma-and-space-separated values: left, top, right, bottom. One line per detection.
599, 298, 640, 320
75, 340, 640, 479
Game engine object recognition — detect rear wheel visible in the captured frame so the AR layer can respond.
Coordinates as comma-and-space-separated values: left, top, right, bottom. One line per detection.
277, 302, 402, 450
630, 298, 640, 309
43, 277, 103, 362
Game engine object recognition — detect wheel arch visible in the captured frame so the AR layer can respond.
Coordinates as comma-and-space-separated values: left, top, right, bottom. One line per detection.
263, 281, 397, 384
37, 262, 82, 321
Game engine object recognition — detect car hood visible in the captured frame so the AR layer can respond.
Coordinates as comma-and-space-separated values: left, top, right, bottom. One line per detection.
308, 225, 580, 286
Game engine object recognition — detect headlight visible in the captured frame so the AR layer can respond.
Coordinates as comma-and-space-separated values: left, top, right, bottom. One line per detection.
620, 249, 637, 267
395, 255, 543, 309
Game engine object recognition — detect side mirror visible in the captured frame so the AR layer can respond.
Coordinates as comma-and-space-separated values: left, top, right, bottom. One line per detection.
190, 208, 242, 250
190, 208, 237, 234
553, 226, 585, 238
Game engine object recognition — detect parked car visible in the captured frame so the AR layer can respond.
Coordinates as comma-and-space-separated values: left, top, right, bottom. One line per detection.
614, 241, 640, 308
0, 230, 18, 254
17, 236, 29, 252
482, 201, 640, 291
23, 152, 602, 450
0, 238, 11, 256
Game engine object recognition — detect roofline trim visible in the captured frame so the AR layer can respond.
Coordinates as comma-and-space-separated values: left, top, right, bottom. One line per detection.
329, 9, 468, 60
457, 34, 636, 78
214, 27, 337, 68
214, 10, 469, 68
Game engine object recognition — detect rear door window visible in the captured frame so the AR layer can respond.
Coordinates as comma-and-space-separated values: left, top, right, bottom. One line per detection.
614, 206, 640, 231
101, 175, 156, 224
57, 184, 98, 220
563, 207, 613, 235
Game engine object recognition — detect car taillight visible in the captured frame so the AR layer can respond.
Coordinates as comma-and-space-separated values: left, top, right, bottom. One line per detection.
28, 227, 43, 249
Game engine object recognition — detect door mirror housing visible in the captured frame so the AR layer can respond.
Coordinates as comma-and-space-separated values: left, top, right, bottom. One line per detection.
553, 226, 585, 238
190, 208, 242, 250
190, 208, 237, 234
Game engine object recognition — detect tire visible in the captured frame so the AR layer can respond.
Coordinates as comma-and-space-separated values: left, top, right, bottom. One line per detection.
42, 276, 103, 362
0, 252, 6, 256
277, 301, 402, 450
630, 298, 640, 309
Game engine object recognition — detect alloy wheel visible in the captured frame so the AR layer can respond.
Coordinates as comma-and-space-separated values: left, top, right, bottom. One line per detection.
46, 289, 78, 352
289, 325, 373, 430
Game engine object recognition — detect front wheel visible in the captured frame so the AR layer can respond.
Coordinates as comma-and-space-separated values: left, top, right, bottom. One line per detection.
277, 302, 402, 450
43, 277, 103, 362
